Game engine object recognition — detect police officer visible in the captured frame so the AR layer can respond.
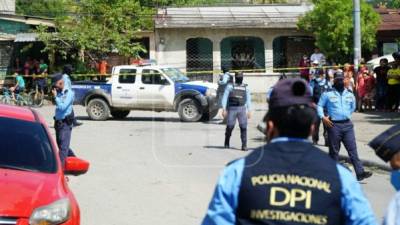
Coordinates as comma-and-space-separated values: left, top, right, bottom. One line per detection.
318, 72, 372, 181
221, 72, 251, 151
62, 64, 82, 127
369, 124, 400, 225
52, 73, 76, 165
202, 78, 376, 225
310, 69, 331, 146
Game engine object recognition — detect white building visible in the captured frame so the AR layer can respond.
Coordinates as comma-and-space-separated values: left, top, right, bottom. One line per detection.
151, 3, 315, 93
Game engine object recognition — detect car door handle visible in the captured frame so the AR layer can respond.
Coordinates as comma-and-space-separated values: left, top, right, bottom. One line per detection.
139, 87, 145, 90
116, 86, 122, 89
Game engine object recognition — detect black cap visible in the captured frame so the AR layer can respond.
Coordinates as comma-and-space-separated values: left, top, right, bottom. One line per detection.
393, 52, 400, 60
51, 73, 63, 85
369, 124, 400, 162
63, 64, 74, 75
334, 71, 344, 79
269, 78, 312, 109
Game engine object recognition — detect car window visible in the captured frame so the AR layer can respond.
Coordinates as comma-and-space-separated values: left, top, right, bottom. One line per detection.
142, 69, 169, 85
0, 117, 56, 173
118, 69, 137, 84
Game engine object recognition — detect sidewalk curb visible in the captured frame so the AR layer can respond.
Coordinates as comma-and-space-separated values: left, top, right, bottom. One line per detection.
338, 155, 391, 172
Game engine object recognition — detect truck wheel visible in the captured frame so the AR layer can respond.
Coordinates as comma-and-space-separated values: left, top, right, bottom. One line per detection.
201, 109, 219, 121
111, 110, 130, 119
178, 98, 202, 122
87, 98, 110, 121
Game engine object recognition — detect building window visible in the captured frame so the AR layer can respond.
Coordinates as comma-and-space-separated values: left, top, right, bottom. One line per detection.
382, 43, 399, 56
186, 38, 213, 81
273, 36, 315, 71
220, 36, 265, 72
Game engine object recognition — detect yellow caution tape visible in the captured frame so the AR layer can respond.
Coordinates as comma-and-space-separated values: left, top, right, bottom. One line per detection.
1, 64, 356, 79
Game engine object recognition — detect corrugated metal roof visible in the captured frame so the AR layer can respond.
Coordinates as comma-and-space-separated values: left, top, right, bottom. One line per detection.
155, 4, 313, 29
14, 33, 38, 42
0, 13, 55, 27
0, 32, 15, 41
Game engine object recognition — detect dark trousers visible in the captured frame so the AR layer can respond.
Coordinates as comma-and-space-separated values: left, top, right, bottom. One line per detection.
386, 84, 400, 111
375, 83, 387, 110
312, 117, 328, 144
327, 121, 364, 176
225, 106, 247, 146
55, 120, 75, 165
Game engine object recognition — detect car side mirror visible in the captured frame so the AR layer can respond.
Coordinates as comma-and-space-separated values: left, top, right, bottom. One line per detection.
64, 157, 90, 176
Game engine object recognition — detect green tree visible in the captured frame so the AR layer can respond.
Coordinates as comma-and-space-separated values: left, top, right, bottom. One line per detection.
298, 0, 380, 62
16, 0, 74, 17
36, 0, 149, 67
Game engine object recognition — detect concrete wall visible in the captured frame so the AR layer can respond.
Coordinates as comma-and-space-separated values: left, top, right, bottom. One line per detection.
0, 0, 15, 14
154, 28, 307, 93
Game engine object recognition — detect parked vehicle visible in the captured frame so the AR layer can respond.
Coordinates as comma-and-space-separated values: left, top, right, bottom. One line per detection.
0, 104, 89, 225
367, 54, 395, 70
72, 65, 219, 122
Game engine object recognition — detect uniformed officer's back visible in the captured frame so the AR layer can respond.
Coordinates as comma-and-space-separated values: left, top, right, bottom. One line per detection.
237, 141, 343, 225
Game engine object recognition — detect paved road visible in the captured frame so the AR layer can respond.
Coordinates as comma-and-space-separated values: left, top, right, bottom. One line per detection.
35, 105, 398, 225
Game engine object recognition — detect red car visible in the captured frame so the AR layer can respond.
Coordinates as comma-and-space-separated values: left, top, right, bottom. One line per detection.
0, 104, 89, 225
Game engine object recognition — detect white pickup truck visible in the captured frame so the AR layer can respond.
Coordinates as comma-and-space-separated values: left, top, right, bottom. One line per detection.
72, 65, 219, 122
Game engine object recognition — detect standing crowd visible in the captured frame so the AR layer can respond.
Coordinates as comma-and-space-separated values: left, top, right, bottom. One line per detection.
13, 57, 49, 92
299, 48, 400, 113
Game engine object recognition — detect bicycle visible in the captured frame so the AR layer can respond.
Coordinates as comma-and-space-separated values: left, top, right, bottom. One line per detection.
0, 88, 33, 106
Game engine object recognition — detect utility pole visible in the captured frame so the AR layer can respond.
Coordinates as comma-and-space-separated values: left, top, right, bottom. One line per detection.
353, 0, 361, 72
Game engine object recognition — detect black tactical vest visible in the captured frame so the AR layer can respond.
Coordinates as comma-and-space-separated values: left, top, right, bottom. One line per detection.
228, 84, 247, 107
236, 141, 344, 225
228, 74, 234, 84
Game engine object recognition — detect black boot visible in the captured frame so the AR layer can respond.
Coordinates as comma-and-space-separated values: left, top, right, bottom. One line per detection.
240, 127, 247, 151
224, 126, 234, 148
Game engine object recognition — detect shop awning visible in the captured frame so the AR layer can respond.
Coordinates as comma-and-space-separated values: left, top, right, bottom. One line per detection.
14, 33, 38, 42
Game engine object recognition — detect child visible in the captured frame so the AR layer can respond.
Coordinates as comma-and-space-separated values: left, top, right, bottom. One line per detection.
357, 71, 375, 112
364, 72, 376, 111
356, 71, 367, 112
9, 72, 25, 99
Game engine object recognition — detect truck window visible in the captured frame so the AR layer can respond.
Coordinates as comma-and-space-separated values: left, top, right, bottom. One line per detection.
119, 69, 137, 84
142, 69, 169, 85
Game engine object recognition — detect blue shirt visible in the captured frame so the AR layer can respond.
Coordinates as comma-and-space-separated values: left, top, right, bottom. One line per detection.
221, 84, 251, 111
317, 89, 356, 120
55, 88, 74, 120
218, 72, 231, 85
63, 74, 72, 90
384, 192, 400, 225
202, 138, 377, 225
16, 75, 25, 89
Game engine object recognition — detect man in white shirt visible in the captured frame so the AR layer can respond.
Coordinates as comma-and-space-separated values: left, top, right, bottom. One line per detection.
310, 47, 326, 66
